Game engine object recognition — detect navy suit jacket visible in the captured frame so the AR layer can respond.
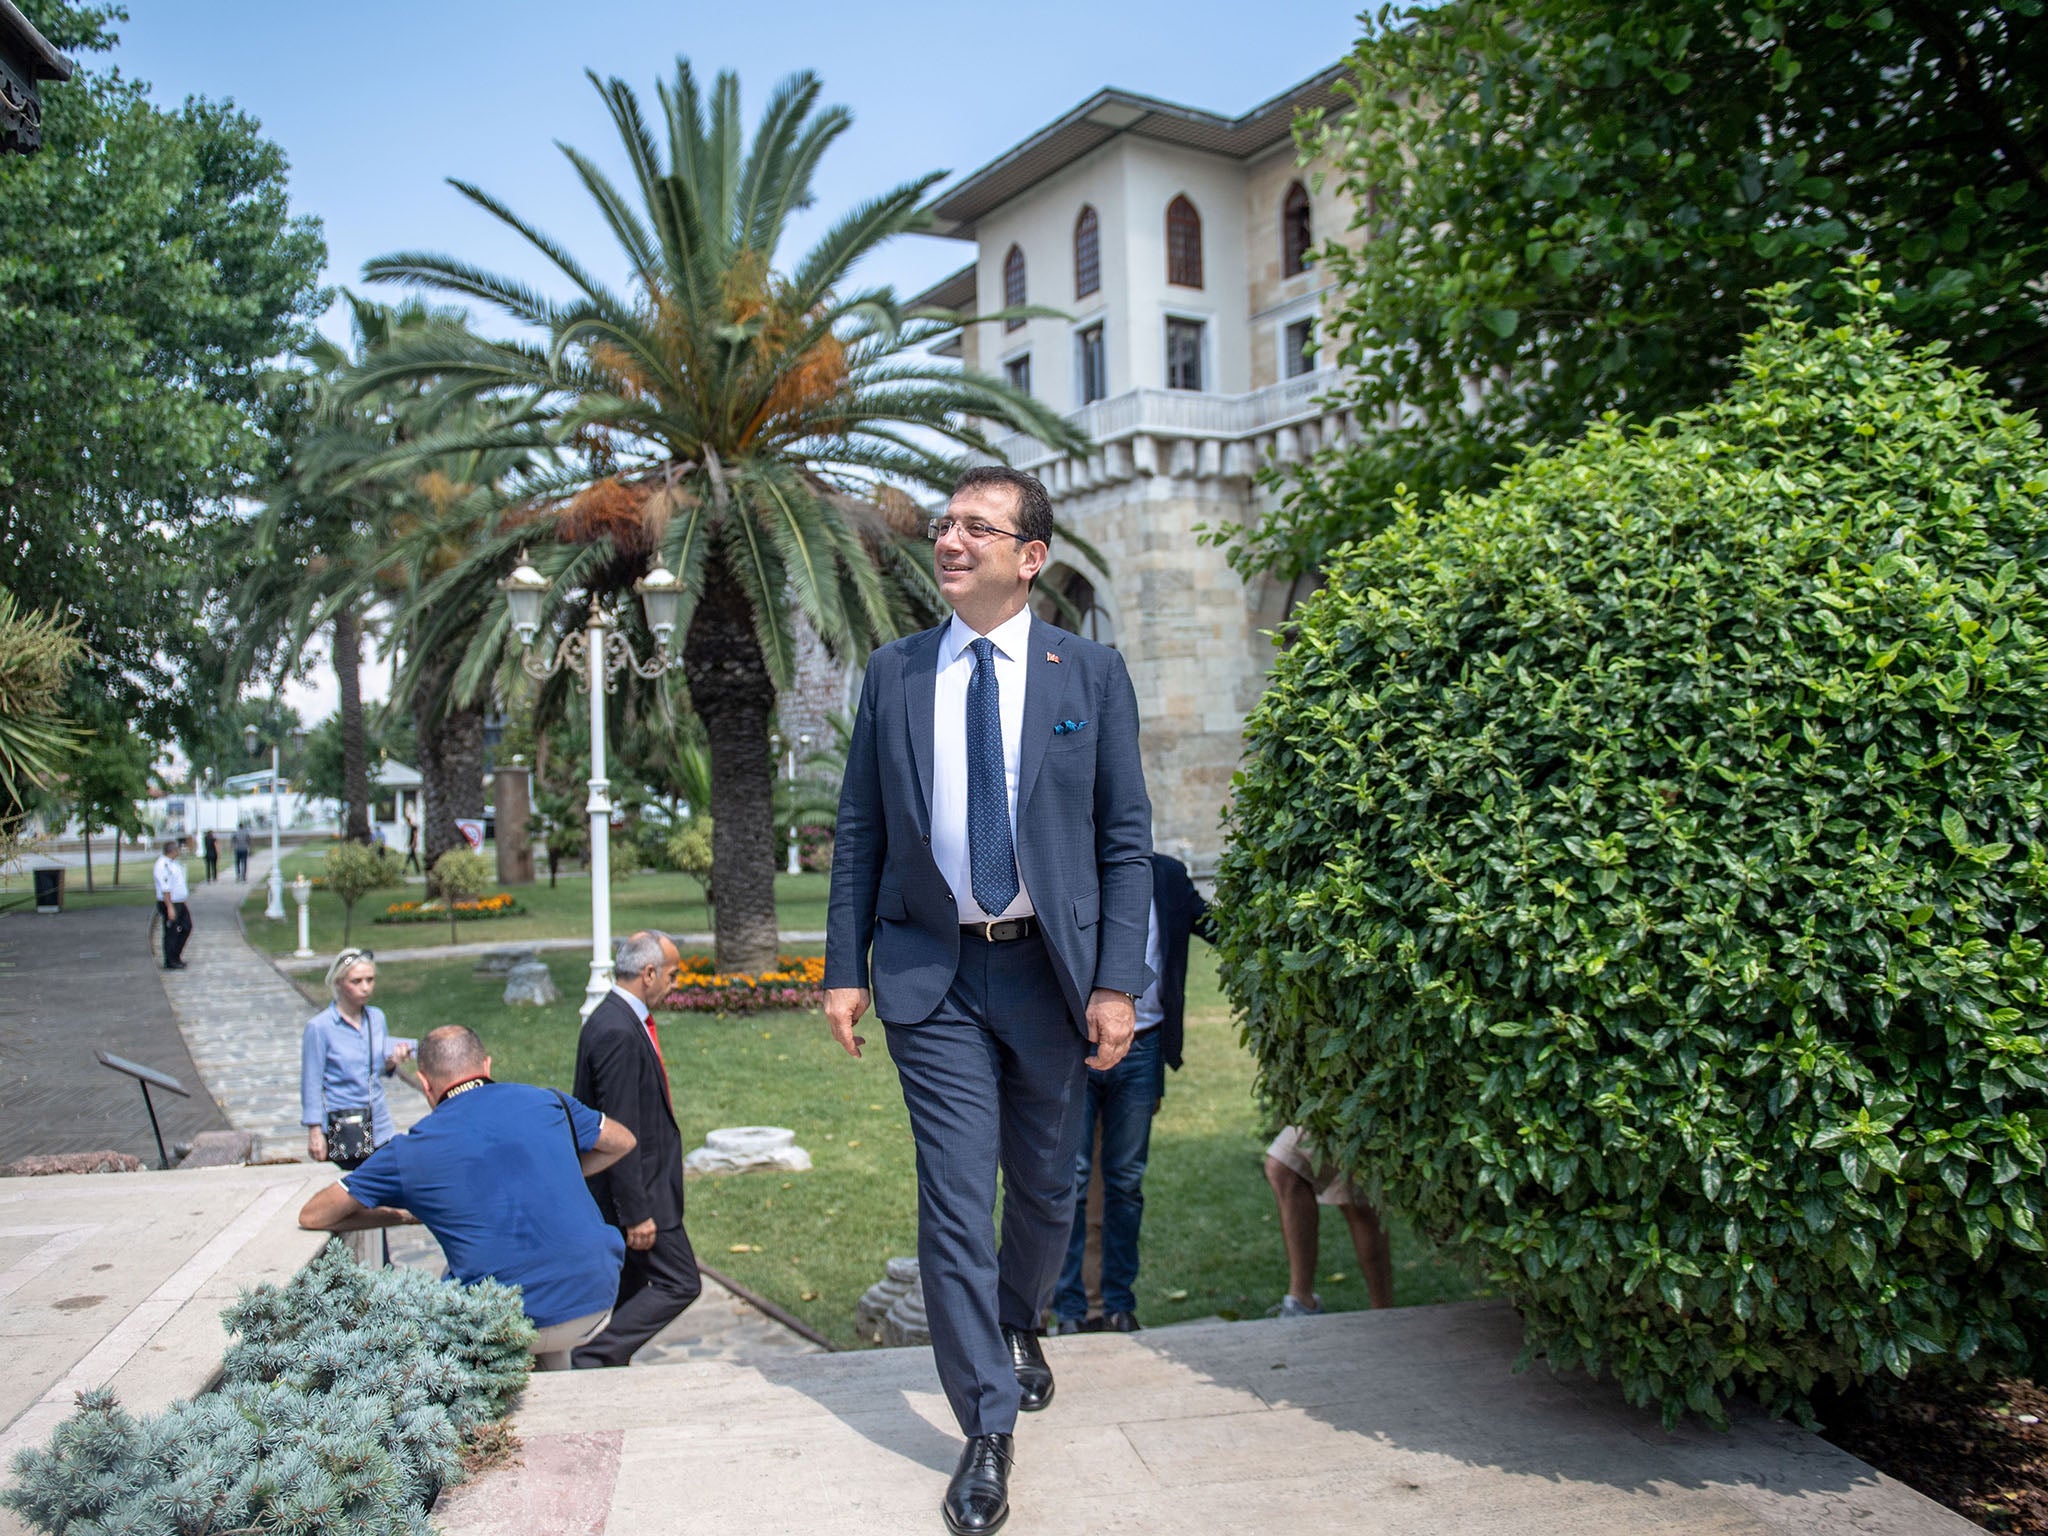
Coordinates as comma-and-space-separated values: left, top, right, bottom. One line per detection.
826, 613, 1155, 1029
573, 992, 684, 1231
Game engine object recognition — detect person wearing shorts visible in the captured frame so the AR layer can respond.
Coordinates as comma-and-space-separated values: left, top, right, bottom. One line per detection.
1263, 1125, 1394, 1314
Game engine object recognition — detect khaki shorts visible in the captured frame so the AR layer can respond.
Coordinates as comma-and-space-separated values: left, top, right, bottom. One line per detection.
1265, 1125, 1365, 1207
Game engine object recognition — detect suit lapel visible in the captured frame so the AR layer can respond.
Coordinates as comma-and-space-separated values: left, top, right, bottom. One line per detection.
903, 625, 942, 832
1015, 617, 1069, 819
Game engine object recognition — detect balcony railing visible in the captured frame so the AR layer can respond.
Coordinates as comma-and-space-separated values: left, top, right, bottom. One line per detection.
985, 366, 1347, 469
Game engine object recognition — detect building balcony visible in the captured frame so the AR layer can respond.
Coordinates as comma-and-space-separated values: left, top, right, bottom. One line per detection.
982, 366, 1356, 493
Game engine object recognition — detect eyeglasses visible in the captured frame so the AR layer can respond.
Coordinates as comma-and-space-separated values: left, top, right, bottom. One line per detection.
335, 948, 376, 966
927, 516, 1034, 546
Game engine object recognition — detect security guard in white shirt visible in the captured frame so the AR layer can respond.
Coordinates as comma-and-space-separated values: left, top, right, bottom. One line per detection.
154, 838, 193, 970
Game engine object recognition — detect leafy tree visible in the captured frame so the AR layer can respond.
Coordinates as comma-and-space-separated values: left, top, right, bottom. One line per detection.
1215, 274, 2048, 1426
666, 816, 715, 929
63, 703, 155, 893
431, 847, 493, 944
1224, 0, 2048, 581
0, 591, 85, 862
0, 0, 326, 737
323, 841, 404, 946
350, 60, 1078, 973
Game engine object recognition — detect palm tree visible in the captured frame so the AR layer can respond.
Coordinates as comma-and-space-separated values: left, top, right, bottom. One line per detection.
350, 61, 1084, 972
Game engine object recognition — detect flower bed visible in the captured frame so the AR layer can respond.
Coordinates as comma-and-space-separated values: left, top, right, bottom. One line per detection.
374, 892, 525, 924
660, 953, 824, 1014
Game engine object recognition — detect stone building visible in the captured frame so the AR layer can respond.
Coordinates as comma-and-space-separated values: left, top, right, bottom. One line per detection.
906, 66, 1364, 867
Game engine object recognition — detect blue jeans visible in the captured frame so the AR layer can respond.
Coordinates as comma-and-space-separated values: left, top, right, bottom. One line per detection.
1052, 1027, 1162, 1320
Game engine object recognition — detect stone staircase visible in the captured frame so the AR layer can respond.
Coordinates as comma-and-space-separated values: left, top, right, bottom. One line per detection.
433, 1302, 1969, 1536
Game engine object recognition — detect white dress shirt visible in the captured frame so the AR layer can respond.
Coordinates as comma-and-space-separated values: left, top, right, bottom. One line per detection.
153, 854, 189, 904
932, 606, 1034, 922
1133, 899, 1165, 1033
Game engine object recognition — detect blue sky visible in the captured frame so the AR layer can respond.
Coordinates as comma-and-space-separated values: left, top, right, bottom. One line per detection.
112, 1, 1362, 348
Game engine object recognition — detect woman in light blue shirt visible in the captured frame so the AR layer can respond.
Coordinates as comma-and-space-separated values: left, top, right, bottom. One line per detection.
300, 947, 417, 1165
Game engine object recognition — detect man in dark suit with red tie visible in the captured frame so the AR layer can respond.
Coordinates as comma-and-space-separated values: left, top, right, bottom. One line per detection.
571, 929, 702, 1367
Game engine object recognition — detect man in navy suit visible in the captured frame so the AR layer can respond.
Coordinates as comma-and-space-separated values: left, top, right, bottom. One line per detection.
827, 465, 1154, 1536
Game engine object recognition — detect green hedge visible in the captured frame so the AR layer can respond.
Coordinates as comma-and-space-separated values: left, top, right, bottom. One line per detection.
3, 1242, 533, 1534
1216, 272, 2048, 1425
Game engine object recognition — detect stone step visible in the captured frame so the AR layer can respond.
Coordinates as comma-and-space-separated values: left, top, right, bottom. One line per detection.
434, 1301, 1972, 1536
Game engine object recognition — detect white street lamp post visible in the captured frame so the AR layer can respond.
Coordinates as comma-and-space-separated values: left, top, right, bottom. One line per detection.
291, 874, 314, 959
265, 743, 286, 919
501, 554, 683, 1019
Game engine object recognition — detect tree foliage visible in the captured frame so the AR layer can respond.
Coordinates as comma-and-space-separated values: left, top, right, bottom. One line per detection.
349, 59, 1077, 972
0, 591, 85, 855
0, 0, 327, 735
1214, 278, 2048, 1425
431, 847, 494, 944
1225, 0, 2048, 581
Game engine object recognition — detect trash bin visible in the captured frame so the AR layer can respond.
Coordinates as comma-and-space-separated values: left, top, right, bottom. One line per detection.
33, 866, 63, 913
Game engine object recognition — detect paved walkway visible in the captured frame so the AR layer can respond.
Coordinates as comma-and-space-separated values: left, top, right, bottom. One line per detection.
0, 904, 229, 1166
435, 1302, 1973, 1536
159, 851, 428, 1159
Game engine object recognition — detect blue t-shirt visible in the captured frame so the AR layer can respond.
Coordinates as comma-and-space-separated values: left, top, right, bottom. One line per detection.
344, 1082, 624, 1327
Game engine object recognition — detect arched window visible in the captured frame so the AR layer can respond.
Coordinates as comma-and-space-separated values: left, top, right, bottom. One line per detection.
1074, 206, 1100, 299
1282, 181, 1313, 276
1166, 195, 1203, 288
1003, 244, 1026, 332
1034, 565, 1116, 647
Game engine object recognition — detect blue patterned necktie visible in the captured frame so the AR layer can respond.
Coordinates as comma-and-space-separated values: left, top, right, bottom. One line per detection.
966, 637, 1020, 916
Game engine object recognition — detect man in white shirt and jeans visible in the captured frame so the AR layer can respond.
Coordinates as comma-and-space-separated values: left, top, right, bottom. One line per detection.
153, 838, 192, 970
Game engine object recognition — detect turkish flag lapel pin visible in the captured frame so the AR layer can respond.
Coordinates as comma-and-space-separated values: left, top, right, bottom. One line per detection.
1045, 651, 1061, 663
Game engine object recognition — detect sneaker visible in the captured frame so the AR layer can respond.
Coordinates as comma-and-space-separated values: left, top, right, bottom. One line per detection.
1265, 1293, 1323, 1318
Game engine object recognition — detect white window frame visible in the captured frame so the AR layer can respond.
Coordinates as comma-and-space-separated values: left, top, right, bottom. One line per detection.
1072, 318, 1109, 406
1002, 347, 1033, 399
1268, 291, 1325, 383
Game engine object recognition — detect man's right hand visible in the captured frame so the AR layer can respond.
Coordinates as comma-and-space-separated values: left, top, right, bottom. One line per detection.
624, 1218, 657, 1251
825, 987, 870, 1058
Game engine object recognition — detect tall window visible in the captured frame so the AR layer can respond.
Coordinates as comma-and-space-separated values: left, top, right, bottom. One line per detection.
1005, 353, 1031, 397
1074, 206, 1100, 299
1077, 323, 1106, 404
1282, 181, 1313, 276
1166, 195, 1203, 288
1166, 316, 1204, 391
1003, 244, 1026, 332
1284, 317, 1316, 378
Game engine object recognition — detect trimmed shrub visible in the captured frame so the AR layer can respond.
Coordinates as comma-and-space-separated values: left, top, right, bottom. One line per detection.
2, 1243, 532, 1534
430, 848, 495, 944
1215, 275, 2048, 1426
325, 841, 406, 945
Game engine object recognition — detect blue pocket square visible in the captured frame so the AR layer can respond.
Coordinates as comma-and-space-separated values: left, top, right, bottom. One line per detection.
1053, 719, 1090, 736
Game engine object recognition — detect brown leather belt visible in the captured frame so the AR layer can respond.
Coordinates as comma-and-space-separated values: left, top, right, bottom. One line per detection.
961, 916, 1038, 943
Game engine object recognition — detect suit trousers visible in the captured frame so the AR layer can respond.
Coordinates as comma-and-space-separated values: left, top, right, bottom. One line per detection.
571, 1223, 703, 1367
885, 929, 1090, 1437
162, 903, 192, 967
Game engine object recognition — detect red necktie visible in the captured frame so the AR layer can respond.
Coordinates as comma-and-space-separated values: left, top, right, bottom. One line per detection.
643, 1015, 672, 1107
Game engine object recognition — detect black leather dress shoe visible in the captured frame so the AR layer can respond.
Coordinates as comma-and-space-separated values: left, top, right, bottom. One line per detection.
943, 1433, 1012, 1535
1102, 1310, 1141, 1333
1002, 1325, 1054, 1411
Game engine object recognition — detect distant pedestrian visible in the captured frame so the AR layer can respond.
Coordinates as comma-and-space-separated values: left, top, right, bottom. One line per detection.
232, 823, 251, 882
402, 812, 421, 875
1263, 1126, 1395, 1315
201, 829, 219, 883
154, 838, 192, 970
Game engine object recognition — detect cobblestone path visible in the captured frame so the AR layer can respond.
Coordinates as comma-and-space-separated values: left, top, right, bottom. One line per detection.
159, 852, 428, 1160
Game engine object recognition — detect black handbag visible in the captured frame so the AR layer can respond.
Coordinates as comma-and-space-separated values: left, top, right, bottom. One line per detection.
324, 1008, 378, 1170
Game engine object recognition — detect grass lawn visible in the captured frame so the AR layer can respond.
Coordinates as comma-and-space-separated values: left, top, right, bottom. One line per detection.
241, 856, 829, 954
0, 856, 202, 913
365, 940, 1481, 1349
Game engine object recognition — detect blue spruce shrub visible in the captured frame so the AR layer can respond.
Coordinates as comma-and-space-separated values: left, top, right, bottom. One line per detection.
3, 1241, 532, 1533
1215, 274, 2048, 1425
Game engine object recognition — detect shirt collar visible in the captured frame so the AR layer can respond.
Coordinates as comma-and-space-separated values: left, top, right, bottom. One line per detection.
940, 605, 1035, 671
610, 983, 651, 1025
